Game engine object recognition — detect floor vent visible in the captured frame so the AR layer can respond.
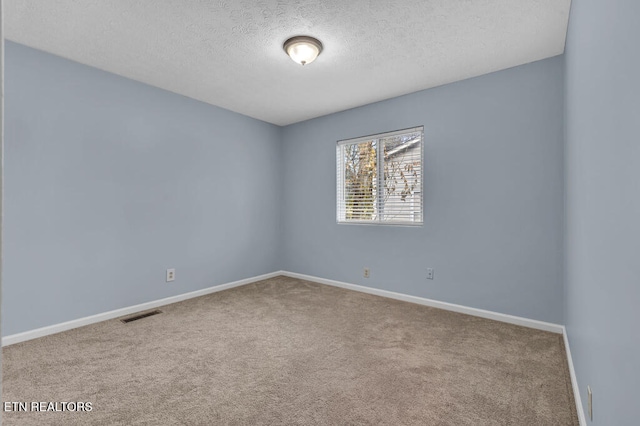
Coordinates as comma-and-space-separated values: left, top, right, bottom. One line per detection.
121, 310, 162, 324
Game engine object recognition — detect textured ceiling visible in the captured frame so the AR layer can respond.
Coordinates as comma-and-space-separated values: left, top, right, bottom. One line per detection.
5, 0, 571, 126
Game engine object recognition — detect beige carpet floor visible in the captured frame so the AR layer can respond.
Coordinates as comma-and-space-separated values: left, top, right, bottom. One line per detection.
2, 276, 577, 425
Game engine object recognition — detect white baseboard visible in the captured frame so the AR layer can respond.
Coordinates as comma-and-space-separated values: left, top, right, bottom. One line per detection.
279, 271, 564, 334
3, 270, 564, 345
563, 326, 587, 426
4, 269, 581, 422
2, 271, 281, 347
279, 271, 585, 420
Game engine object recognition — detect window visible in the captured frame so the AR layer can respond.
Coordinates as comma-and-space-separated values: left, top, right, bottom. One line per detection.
336, 126, 423, 225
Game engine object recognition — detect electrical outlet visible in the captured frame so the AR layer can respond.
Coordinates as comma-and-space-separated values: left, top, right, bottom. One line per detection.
166, 268, 175, 282
363, 268, 370, 278
427, 268, 434, 280
587, 386, 592, 421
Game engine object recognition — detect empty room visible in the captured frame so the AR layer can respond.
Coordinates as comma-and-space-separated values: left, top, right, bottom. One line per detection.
0, 0, 637, 425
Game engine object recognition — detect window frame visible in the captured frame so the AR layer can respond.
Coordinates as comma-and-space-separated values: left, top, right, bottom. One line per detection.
336, 126, 424, 227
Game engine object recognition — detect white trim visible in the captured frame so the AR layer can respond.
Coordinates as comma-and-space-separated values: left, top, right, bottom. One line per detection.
337, 126, 423, 146
279, 271, 586, 419
563, 326, 586, 425
2, 271, 280, 347
3, 269, 582, 422
279, 271, 564, 334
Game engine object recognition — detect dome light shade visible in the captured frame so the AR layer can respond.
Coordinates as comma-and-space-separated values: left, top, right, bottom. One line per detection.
283, 36, 323, 66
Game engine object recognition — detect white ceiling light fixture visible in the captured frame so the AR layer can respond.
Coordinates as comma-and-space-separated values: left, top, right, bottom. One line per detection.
6, 1, 572, 125
283, 36, 323, 66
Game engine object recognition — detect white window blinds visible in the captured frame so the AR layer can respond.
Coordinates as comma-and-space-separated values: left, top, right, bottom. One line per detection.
336, 126, 423, 226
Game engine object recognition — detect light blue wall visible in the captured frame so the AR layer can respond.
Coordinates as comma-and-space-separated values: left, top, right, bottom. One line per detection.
564, 1, 640, 424
3, 39, 569, 336
3, 41, 282, 336
5, 7, 638, 421
281, 57, 565, 324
